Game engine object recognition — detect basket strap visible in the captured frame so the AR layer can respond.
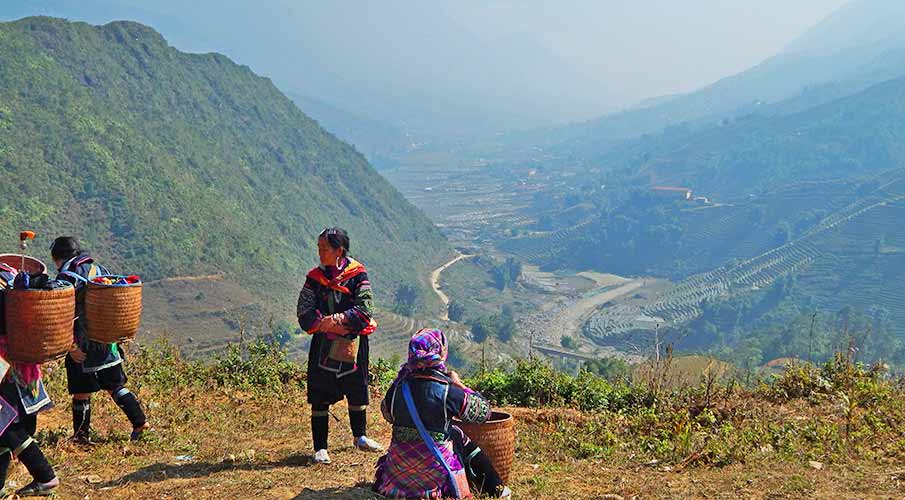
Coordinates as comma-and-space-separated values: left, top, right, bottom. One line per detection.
60, 270, 87, 284
401, 381, 463, 499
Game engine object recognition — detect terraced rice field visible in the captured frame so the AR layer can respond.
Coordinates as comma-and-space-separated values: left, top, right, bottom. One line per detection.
501, 218, 598, 262
585, 170, 905, 343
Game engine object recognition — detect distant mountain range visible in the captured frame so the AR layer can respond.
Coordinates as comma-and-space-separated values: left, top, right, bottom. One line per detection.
542, 0, 905, 158
2, 0, 610, 154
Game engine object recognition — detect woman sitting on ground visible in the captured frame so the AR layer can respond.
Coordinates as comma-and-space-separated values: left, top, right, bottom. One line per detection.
374, 328, 511, 499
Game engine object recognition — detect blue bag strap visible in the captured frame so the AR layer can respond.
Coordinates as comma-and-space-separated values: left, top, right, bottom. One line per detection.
60, 270, 87, 284
401, 380, 463, 499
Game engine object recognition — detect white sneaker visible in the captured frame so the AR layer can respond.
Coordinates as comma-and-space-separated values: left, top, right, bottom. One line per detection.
500, 486, 512, 498
353, 435, 384, 452
313, 449, 331, 464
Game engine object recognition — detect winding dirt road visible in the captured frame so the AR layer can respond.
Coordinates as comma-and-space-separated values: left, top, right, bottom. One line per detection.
431, 253, 473, 320
521, 278, 646, 359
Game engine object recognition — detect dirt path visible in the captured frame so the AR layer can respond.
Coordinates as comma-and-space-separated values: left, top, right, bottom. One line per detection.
554, 280, 645, 340
523, 279, 646, 357
430, 253, 473, 319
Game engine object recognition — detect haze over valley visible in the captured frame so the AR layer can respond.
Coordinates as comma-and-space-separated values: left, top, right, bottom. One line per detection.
4, 0, 905, 371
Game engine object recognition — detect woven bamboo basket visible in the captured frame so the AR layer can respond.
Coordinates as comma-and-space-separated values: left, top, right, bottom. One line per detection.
85, 277, 142, 344
457, 411, 515, 485
0, 255, 50, 337
5, 285, 75, 364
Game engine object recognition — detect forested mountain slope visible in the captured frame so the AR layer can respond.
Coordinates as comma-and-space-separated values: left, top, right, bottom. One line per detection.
0, 17, 450, 321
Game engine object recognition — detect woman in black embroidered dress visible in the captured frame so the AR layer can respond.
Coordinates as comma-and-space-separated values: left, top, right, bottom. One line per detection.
296, 228, 383, 464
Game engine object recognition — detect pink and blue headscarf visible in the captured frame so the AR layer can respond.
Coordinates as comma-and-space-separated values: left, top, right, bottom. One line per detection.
395, 328, 448, 382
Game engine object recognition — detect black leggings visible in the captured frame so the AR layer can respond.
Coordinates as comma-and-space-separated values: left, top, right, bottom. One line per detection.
311, 404, 368, 450
451, 426, 505, 497
0, 414, 55, 484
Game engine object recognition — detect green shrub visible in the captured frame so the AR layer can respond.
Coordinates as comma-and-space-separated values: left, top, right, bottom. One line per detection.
467, 357, 651, 412
762, 362, 830, 400
763, 354, 891, 407
369, 357, 399, 391
127, 340, 205, 391
210, 339, 304, 390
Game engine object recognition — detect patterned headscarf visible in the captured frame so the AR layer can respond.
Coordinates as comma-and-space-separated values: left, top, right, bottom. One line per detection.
395, 328, 448, 382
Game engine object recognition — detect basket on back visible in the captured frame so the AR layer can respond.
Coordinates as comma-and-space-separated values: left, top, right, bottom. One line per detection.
0, 254, 53, 343
5, 285, 75, 364
457, 411, 516, 484
85, 275, 142, 344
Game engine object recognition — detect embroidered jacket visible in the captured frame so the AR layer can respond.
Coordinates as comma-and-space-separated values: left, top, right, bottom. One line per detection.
297, 258, 376, 378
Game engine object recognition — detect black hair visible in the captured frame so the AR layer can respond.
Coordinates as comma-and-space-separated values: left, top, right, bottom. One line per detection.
318, 227, 350, 256
50, 236, 82, 260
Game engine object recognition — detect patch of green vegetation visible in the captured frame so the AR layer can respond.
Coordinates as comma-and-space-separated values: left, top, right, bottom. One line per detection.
468, 305, 516, 344
468, 354, 905, 466
692, 290, 905, 370
439, 256, 533, 324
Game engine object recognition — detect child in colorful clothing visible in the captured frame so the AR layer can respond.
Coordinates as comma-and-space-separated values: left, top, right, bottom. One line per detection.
296, 228, 383, 464
374, 328, 511, 499
50, 236, 150, 443
0, 265, 58, 496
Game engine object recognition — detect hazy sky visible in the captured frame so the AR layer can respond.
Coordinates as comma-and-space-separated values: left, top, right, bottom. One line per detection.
2, 0, 857, 130
446, 0, 851, 104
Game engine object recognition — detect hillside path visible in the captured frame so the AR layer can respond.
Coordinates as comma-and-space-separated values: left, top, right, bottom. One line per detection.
431, 253, 473, 319
555, 279, 645, 339
523, 279, 645, 355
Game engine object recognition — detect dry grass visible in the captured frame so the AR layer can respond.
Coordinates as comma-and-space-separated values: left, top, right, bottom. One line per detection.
7, 349, 903, 499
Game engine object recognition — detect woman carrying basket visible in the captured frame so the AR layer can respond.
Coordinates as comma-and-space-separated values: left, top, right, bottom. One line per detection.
0, 265, 58, 496
296, 228, 383, 464
374, 328, 511, 499
50, 236, 150, 443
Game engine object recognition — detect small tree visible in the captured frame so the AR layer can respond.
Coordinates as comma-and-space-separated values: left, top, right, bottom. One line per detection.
394, 284, 419, 316
491, 257, 523, 290
470, 317, 495, 343
496, 306, 516, 343
266, 319, 298, 347
448, 301, 465, 322
561, 335, 576, 349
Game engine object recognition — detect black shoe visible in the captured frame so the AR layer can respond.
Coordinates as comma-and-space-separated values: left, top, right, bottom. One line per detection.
16, 477, 59, 496
70, 433, 91, 445
130, 423, 152, 441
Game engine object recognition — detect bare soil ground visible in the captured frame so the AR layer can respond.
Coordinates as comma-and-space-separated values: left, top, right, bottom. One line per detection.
17, 358, 901, 500
21, 399, 903, 500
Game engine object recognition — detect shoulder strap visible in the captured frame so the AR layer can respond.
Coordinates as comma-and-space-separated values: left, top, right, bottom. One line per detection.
59, 256, 100, 284
60, 270, 87, 284
401, 381, 463, 499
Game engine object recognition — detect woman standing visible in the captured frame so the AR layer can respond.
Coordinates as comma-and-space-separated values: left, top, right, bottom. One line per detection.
374, 328, 511, 499
297, 228, 383, 464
